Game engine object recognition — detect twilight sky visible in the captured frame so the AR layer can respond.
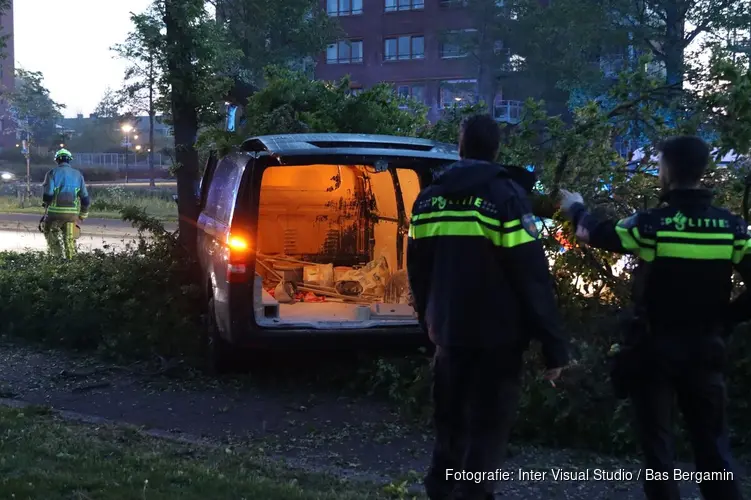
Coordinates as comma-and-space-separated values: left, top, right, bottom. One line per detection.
14, 0, 153, 118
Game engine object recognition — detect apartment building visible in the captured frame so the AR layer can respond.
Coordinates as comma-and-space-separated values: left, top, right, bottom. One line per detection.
315, 0, 525, 123
0, 0, 14, 148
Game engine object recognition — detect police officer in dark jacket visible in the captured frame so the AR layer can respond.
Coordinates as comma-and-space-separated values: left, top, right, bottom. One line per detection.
560, 135, 751, 500
407, 114, 570, 500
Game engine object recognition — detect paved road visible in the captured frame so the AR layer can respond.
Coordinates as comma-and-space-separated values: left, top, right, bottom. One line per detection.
0, 229, 137, 253
88, 180, 176, 187
0, 213, 177, 253
6, 180, 177, 188
0, 212, 177, 232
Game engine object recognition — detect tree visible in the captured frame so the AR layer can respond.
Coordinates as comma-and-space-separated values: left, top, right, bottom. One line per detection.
437, 0, 522, 110
609, 0, 742, 86
198, 66, 428, 155
157, 0, 236, 255
212, 0, 339, 99
65, 91, 127, 153
7, 69, 64, 148
509, 0, 631, 95
114, 9, 163, 186
93, 88, 124, 119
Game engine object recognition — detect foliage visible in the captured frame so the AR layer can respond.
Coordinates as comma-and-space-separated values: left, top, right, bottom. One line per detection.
606, 0, 742, 85
0, 184, 177, 220
0, 209, 196, 360
509, 0, 630, 93
112, 9, 163, 117
6, 69, 65, 147
197, 67, 429, 155
113, 8, 165, 186
62, 90, 128, 153
215, 0, 339, 93
92, 88, 126, 120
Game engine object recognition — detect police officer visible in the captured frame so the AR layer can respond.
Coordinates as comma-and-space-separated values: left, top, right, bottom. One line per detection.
407, 114, 569, 500
42, 149, 90, 259
560, 135, 751, 500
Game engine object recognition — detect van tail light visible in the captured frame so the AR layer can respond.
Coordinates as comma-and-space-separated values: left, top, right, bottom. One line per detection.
226, 233, 250, 283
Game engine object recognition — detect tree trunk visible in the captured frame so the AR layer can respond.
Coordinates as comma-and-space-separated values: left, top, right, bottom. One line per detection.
663, 3, 685, 86
148, 58, 156, 188
164, 0, 200, 258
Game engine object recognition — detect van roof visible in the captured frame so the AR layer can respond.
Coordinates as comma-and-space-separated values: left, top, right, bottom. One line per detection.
241, 133, 458, 158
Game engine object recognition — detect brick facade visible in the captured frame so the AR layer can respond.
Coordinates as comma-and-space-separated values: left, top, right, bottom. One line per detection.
314, 0, 527, 122
0, 0, 14, 148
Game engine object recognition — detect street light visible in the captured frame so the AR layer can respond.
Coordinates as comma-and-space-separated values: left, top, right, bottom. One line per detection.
121, 124, 134, 183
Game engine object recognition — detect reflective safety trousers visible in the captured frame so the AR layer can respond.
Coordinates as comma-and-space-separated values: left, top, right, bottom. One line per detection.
44, 215, 79, 259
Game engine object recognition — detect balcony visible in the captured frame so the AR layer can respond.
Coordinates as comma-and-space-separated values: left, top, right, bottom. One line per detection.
494, 100, 523, 124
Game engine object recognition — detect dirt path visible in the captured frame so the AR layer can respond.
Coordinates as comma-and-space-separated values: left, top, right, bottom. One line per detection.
0, 339, 745, 499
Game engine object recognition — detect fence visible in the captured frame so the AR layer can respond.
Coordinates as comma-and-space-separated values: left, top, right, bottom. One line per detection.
71, 153, 171, 169
25, 146, 171, 169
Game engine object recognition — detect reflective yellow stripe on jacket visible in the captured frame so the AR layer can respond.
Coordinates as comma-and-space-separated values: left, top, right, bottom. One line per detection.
614, 219, 656, 261
408, 210, 535, 248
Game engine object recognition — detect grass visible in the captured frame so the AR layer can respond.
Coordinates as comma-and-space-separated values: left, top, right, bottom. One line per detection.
0, 184, 178, 221
0, 405, 397, 500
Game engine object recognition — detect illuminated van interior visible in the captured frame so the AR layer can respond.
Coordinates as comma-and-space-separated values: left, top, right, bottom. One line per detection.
253, 164, 421, 328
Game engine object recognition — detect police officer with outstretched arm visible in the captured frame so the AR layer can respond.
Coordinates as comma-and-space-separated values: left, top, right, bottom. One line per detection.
407, 114, 569, 500
560, 135, 751, 500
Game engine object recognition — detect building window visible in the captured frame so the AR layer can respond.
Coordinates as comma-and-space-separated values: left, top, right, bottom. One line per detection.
440, 0, 504, 6
384, 35, 424, 61
440, 29, 476, 59
385, 0, 424, 12
326, 40, 364, 64
493, 98, 523, 124
439, 80, 477, 108
396, 84, 426, 107
327, 0, 363, 16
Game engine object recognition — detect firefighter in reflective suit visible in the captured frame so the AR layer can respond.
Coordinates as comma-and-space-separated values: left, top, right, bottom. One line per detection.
560, 135, 751, 500
42, 149, 90, 259
407, 114, 570, 500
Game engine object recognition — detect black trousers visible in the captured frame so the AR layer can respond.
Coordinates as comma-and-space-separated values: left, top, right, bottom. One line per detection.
424, 345, 523, 500
630, 337, 743, 500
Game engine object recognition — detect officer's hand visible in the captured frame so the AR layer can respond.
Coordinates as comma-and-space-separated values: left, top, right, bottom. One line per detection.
559, 189, 584, 213
542, 367, 563, 387
575, 224, 590, 243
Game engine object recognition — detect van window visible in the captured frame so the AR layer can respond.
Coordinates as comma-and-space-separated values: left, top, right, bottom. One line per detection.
204, 158, 242, 222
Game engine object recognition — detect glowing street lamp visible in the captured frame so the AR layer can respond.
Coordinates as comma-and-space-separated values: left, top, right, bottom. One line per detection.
121, 124, 134, 183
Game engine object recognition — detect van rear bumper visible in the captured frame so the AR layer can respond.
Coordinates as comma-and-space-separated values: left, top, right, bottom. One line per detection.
229, 322, 429, 350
